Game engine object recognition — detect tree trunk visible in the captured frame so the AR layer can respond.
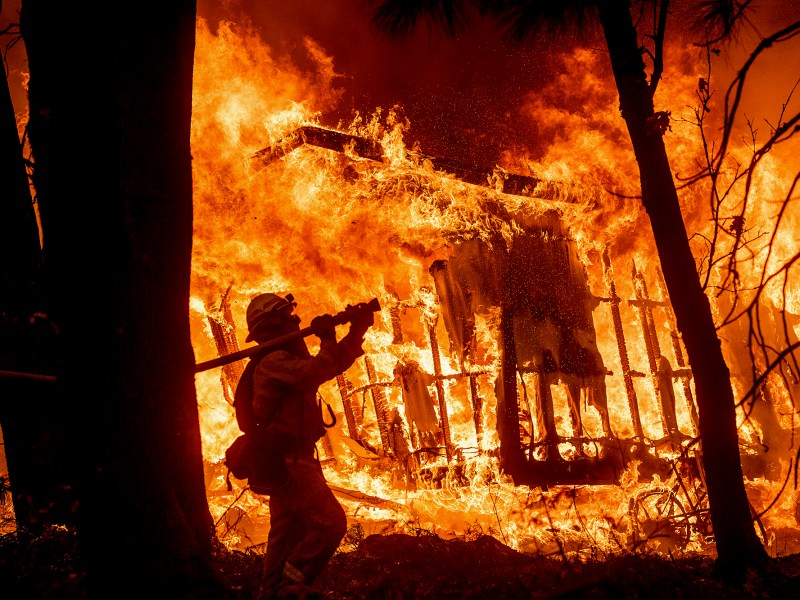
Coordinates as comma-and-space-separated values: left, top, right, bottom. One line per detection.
21, 1, 223, 595
597, 0, 767, 576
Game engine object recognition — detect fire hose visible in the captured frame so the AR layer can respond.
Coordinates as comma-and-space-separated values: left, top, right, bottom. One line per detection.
194, 297, 381, 373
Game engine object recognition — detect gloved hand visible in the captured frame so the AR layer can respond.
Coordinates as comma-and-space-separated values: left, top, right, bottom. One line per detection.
348, 305, 374, 337
310, 314, 336, 341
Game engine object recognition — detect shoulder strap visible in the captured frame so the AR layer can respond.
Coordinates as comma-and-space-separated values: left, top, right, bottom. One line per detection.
233, 360, 258, 433
234, 360, 257, 403
234, 353, 285, 433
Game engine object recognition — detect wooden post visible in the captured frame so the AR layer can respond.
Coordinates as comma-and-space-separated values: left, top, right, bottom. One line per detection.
633, 262, 682, 441
364, 356, 392, 455
498, 306, 523, 475
602, 249, 644, 438
389, 304, 404, 344
468, 373, 483, 449
428, 322, 453, 462
336, 374, 360, 441
206, 289, 244, 405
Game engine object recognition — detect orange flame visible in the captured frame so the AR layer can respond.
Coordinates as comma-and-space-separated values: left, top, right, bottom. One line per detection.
191, 20, 800, 557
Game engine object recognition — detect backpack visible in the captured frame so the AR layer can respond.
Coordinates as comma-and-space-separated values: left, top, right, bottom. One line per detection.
223, 361, 258, 489
232, 360, 258, 434
223, 357, 289, 494
224, 434, 254, 482
222, 352, 336, 493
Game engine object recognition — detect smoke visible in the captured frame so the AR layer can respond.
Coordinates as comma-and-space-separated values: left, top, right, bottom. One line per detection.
196, 0, 564, 167
195, 1, 798, 170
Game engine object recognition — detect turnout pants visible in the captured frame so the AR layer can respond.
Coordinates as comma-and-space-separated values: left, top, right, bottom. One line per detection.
261, 450, 348, 593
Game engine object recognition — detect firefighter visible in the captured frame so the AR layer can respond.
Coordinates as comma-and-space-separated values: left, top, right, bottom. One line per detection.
236, 292, 373, 599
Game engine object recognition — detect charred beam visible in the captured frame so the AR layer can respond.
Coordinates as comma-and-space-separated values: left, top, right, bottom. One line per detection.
498, 305, 524, 476
628, 298, 670, 309
427, 320, 453, 462
0, 369, 57, 382
633, 262, 683, 444
468, 374, 483, 449
389, 303, 404, 344
415, 153, 545, 198
364, 356, 393, 455
206, 288, 245, 405
631, 261, 668, 442
251, 125, 573, 201
517, 371, 537, 454
602, 249, 644, 438
336, 373, 360, 441
252, 126, 383, 166
655, 356, 682, 441
632, 261, 662, 374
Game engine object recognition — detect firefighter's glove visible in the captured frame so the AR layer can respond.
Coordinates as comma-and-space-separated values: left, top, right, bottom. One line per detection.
311, 314, 336, 341
349, 305, 374, 337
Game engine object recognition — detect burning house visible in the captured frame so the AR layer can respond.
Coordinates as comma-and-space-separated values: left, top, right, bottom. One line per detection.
217, 125, 702, 487
3, 4, 800, 597
189, 20, 800, 556
192, 122, 782, 554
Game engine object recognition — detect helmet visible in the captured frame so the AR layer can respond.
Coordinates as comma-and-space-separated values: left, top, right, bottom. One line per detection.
245, 293, 296, 342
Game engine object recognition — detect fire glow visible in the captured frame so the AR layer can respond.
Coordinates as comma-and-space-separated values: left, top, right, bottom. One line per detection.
190, 18, 800, 557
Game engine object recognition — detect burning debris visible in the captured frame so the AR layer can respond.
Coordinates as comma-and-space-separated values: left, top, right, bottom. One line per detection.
206, 287, 245, 405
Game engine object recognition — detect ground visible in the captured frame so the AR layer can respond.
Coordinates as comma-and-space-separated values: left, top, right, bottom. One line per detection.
215, 532, 800, 599
3, 526, 800, 599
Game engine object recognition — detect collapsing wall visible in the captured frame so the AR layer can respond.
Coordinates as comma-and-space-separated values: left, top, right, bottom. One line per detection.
431, 211, 613, 478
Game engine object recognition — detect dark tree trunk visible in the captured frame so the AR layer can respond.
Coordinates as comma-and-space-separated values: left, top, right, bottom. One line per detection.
498, 304, 522, 473
597, 0, 767, 576
21, 1, 223, 595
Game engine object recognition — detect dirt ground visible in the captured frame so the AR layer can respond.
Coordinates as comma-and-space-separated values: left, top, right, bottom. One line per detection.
3, 526, 800, 599
215, 532, 800, 600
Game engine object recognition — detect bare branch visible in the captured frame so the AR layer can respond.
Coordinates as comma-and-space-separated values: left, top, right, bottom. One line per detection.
738, 341, 800, 406
716, 19, 800, 170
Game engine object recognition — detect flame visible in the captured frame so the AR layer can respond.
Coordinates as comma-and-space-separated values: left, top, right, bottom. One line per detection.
190, 19, 800, 558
